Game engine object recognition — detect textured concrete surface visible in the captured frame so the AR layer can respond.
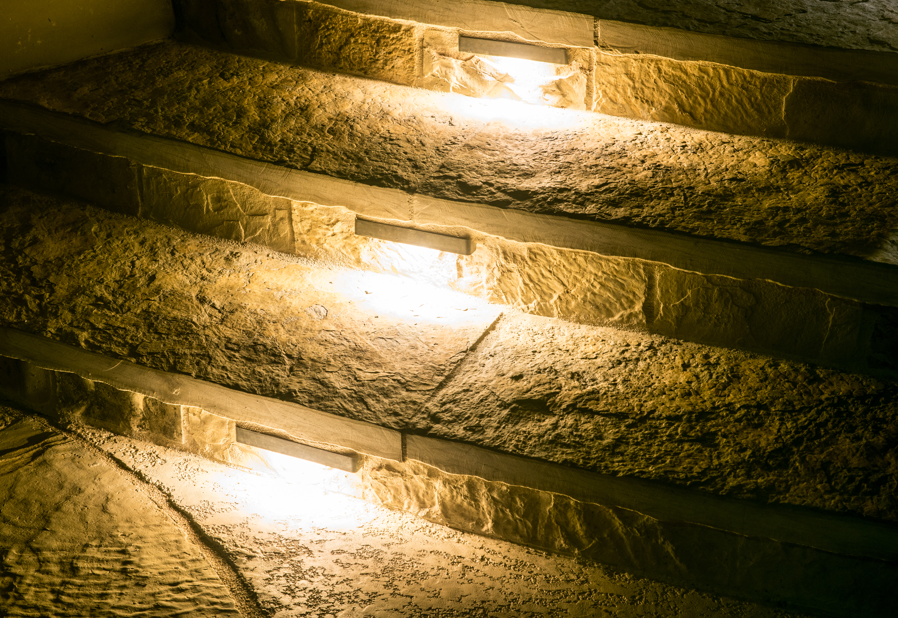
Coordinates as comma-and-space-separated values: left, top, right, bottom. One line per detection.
0, 408, 240, 617
0, 408, 812, 618
1, 186, 895, 525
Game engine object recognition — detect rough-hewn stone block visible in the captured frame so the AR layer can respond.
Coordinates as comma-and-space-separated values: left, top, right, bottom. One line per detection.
592, 51, 791, 137
140, 166, 295, 253
649, 267, 869, 366
785, 77, 898, 155
364, 457, 898, 618
6, 133, 140, 217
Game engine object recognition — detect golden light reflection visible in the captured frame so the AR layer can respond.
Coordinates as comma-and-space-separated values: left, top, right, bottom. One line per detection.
331, 268, 494, 327
360, 240, 458, 287
440, 87, 591, 130
209, 447, 370, 530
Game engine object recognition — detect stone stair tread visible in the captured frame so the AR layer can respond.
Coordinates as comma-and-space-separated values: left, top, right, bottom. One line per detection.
2, 183, 896, 525
2, 40, 897, 263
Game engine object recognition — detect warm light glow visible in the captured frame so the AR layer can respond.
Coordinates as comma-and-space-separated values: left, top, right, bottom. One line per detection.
440, 88, 591, 130
482, 55, 559, 104
331, 269, 494, 327
206, 453, 370, 530
357, 237, 459, 288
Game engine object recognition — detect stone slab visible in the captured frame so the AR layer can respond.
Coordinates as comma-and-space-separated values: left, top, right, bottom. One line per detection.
420, 312, 898, 524
5, 104, 898, 314
0, 411, 240, 616
3, 42, 898, 257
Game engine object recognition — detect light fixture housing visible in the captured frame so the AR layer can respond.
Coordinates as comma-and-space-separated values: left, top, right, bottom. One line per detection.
355, 218, 473, 255
236, 427, 360, 473
458, 36, 567, 65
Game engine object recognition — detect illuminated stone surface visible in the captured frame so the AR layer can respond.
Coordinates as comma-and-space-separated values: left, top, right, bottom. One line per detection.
422, 312, 898, 522
0, 188, 501, 428
1, 186, 895, 523
3, 41, 896, 256
69, 415, 813, 618
592, 52, 793, 136
0, 408, 240, 617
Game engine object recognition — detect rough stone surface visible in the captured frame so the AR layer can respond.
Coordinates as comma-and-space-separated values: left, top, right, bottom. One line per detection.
3, 41, 895, 256
593, 51, 793, 136
1, 186, 895, 524
0, 408, 239, 617
73, 416, 813, 618
649, 267, 871, 368
0, 186, 501, 429
141, 164, 295, 253
785, 77, 898, 154
525, 0, 898, 53
365, 458, 896, 617
178, 0, 418, 85
422, 312, 898, 522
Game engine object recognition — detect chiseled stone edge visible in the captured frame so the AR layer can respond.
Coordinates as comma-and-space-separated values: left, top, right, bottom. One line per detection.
405, 434, 898, 563
321, 0, 898, 87
4, 101, 896, 309
597, 19, 898, 87
315, 0, 593, 48
0, 328, 402, 461
3, 327, 897, 567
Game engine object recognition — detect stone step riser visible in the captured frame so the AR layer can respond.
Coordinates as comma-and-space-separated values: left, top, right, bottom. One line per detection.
176, 0, 898, 154
7, 130, 896, 374
1, 346, 896, 618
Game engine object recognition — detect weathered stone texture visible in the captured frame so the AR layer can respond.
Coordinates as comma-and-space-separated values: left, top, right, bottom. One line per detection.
6, 133, 140, 217
593, 52, 792, 136
528, 0, 898, 52
365, 457, 897, 617
650, 267, 870, 367
2, 42, 897, 256
54, 373, 183, 447
422, 28, 590, 110
422, 312, 898, 522
178, 0, 418, 86
0, 412, 240, 617
785, 77, 898, 154
0, 187, 500, 429
141, 165, 295, 252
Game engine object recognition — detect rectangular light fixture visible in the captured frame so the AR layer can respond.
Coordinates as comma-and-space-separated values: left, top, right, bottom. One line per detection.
236, 427, 360, 473
459, 36, 567, 65
355, 218, 473, 255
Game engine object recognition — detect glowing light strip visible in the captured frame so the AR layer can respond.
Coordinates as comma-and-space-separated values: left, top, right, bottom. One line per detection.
458, 36, 567, 65
235, 427, 360, 473
355, 218, 473, 255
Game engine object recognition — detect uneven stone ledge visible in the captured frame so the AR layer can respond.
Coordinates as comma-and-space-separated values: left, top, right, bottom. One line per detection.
315, 0, 898, 55
2, 367, 895, 617
170, 0, 898, 153
6, 129, 898, 372
1, 40, 897, 258
1, 187, 896, 525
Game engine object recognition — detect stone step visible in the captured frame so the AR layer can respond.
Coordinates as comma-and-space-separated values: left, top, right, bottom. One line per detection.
0, 185, 896, 617
2, 40, 897, 372
172, 0, 898, 154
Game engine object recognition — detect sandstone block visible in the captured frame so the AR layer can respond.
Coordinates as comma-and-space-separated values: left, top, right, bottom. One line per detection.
6, 133, 140, 217
364, 457, 897, 617
456, 238, 648, 327
785, 77, 898, 155
140, 166, 295, 253
649, 266, 868, 366
296, 2, 417, 86
593, 51, 791, 137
